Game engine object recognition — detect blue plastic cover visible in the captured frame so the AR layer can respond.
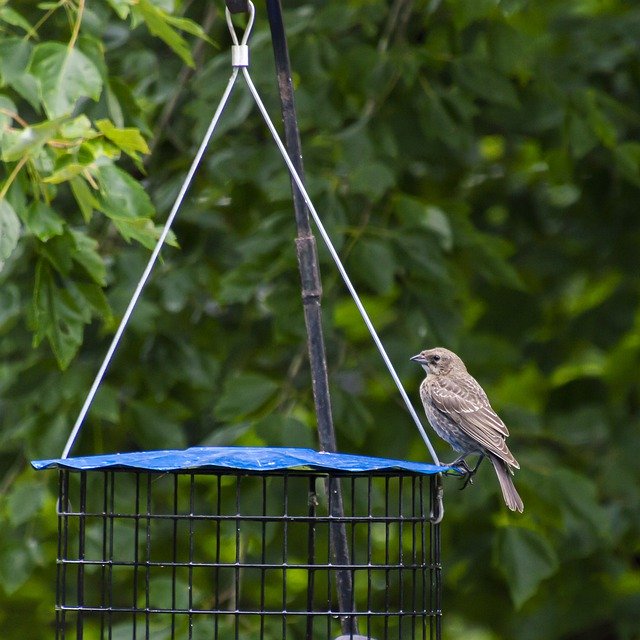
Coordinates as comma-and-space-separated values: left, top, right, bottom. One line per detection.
31, 446, 447, 475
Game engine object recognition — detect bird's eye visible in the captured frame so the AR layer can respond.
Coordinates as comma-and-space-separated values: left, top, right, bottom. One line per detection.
432, 355, 441, 363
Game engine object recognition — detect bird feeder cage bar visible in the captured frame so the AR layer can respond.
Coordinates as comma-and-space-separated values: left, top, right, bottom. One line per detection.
42, 448, 444, 640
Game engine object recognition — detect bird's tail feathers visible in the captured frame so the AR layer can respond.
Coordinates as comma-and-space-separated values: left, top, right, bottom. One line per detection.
488, 453, 524, 513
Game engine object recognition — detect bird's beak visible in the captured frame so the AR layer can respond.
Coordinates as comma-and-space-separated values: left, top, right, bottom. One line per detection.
410, 353, 427, 364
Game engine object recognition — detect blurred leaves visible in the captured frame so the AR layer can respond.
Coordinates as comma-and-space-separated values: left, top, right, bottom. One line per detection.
29, 260, 91, 370
215, 373, 280, 422
494, 526, 559, 609
0, 199, 20, 269
132, 0, 213, 67
1, 0, 640, 638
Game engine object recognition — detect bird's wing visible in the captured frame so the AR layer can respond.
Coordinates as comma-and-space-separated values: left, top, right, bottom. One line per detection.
429, 374, 519, 467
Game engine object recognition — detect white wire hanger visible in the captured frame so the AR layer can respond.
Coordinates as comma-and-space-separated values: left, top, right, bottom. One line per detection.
61, 2, 443, 480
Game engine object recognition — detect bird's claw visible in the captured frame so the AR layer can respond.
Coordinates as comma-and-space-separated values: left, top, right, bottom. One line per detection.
459, 472, 475, 490
446, 457, 482, 491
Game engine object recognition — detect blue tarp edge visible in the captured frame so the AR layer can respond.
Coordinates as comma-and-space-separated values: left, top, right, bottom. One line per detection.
31, 446, 447, 475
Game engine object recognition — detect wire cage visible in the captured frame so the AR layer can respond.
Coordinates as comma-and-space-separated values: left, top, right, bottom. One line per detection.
33, 447, 443, 640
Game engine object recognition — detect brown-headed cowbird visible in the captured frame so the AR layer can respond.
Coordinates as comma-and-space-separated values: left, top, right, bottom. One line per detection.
411, 347, 524, 512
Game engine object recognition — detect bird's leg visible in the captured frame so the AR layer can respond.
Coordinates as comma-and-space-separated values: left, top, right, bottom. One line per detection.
445, 456, 473, 481
470, 454, 485, 474
445, 454, 484, 489
459, 454, 485, 490
446, 454, 470, 470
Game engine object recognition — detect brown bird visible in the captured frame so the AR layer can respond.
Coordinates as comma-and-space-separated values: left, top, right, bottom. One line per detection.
411, 347, 524, 512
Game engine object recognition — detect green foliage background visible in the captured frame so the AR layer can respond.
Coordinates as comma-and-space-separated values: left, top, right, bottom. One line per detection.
1, 0, 640, 637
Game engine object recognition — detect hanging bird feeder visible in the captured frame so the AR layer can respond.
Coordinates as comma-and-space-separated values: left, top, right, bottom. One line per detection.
32, 2, 448, 638
34, 447, 443, 639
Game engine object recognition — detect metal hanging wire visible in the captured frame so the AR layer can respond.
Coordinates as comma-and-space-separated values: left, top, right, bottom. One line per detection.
61, 1, 443, 482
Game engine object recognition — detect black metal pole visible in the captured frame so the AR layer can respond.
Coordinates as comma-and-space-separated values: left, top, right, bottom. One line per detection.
261, 1, 358, 635
263, 0, 336, 453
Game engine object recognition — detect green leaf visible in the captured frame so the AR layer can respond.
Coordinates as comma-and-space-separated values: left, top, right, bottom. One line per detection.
218, 266, 262, 304
349, 161, 396, 201
0, 283, 20, 331
0, 7, 36, 36
91, 384, 120, 422
0, 96, 18, 129
69, 229, 106, 285
0, 200, 21, 267
550, 347, 606, 387
112, 217, 178, 250
95, 164, 174, 248
97, 164, 155, 219
0, 38, 39, 109
0, 119, 60, 162
43, 161, 88, 184
130, 401, 188, 450
493, 527, 559, 608
333, 295, 396, 342
462, 227, 523, 290
454, 58, 520, 108
488, 23, 532, 79
215, 373, 280, 421
479, 134, 506, 161
29, 42, 102, 118
349, 237, 396, 295
0, 37, 32, 85
253, 414, 314, 448
560, 272, 621, 318
449, 0, 500, 28
96, 118, 150, 161
552, 468, 611, 540
162, 14, 214, 43
567, 112, 598, 158
548, 405, 608, 447
584, 89, 617, 148
394, 196, 453, 250
82, 137, 121, 162
420, 86, 470, 151
11, 75, 41, 112
0, 543, 35, 595
35, 231, 75, 274
130, 2, 215, 68
7, 479, 47, 526
106, 0, 133, 20
72, 282, 112, 321
59, 114, 96, 139
70, 176, 100, 222
20, 200, 64, 241
545, 184, 581, 208
133, 0, 196, 67
614, 142, 640, 187
29, 260, 88, 369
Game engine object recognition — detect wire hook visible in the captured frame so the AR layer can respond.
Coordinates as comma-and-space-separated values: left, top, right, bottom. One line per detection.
226, 0, 255, 67
429, 473, 444, 524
